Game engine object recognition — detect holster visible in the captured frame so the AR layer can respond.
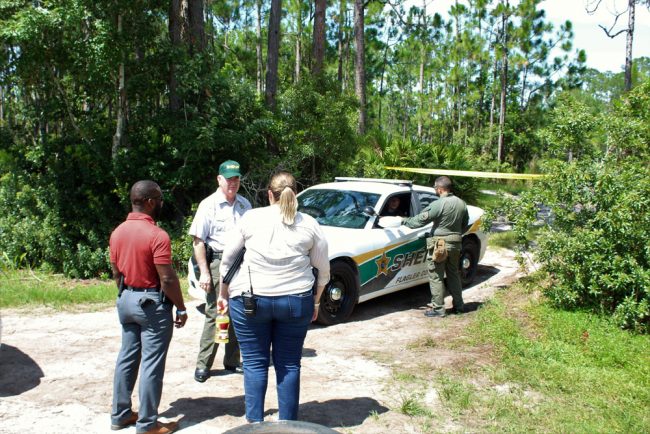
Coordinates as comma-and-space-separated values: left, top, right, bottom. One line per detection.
426, 237, 448, 263
205, 245, 215, 263
118, 275, 125, 297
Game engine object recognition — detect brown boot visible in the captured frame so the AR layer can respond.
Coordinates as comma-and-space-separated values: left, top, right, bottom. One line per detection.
110, 412, 138, 430
137, 421, 178, 434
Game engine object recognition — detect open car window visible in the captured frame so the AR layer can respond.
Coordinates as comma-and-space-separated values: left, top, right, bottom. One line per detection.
379, 193, 411, 218
298, 189, 381, 229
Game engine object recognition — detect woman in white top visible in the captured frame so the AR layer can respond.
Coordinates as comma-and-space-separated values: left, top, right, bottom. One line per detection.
218, 171, 330, 423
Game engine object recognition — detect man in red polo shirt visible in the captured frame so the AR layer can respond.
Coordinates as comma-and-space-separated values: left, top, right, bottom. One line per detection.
109, 180, 187, 434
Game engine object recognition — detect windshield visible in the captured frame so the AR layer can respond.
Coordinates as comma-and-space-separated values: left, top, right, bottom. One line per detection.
298, 189, 381, 229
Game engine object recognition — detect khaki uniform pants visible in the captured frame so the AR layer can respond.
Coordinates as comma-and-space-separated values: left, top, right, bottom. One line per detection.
196, 257, 240, 370
427, 238, 464, 313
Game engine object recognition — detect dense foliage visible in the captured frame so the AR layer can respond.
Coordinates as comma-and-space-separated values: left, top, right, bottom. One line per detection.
499, 81, 650, 332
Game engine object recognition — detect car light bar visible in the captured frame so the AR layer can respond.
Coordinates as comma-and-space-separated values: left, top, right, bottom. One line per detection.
334, 177, 413, 186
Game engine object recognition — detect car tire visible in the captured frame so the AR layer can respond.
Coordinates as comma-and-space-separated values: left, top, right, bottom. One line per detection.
316, 261, 359, 326
460, 238, 479, 287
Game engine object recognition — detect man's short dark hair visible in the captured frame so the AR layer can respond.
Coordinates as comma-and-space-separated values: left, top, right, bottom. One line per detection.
434, 176, 452, 191
130, 180, 160, 206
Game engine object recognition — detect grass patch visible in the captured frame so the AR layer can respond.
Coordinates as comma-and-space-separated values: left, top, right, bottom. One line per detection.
438, 373, 475, 412
474, 180, 528, 210
393, 372, 420, 383
398, 392, 432, 417
407, 335, 438, 349
478, 180, 529, 196
0, 269, 116, 309
390, 275, 650, 432
467, 281, 650, 432
0, 269, 191, 310
487, 231, 518, 249
474, 190, 504, 210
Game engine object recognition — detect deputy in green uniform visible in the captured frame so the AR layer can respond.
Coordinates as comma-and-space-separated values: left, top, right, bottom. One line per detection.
400, 176, 469, 317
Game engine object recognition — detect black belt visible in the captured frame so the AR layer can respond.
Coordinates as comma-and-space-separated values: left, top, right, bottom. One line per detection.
126, 286, 160, 292
207, 247, 223, 262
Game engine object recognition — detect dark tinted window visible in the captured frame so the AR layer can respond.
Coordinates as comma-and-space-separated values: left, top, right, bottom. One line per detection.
298, 189, 381, 229
415, 191, 438, 211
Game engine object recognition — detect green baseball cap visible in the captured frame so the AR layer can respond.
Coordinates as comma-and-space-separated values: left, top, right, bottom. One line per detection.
219, 160, 241, 178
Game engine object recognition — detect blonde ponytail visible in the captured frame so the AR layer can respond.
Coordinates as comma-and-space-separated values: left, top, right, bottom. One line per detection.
278, 186, 298, 225
269, 172, 298, 225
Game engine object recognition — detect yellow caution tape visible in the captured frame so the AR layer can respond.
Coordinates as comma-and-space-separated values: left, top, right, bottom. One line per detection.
385, 166, 545, 180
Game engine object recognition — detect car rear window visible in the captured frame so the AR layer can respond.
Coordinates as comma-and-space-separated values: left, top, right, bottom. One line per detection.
298, 189, 381, 229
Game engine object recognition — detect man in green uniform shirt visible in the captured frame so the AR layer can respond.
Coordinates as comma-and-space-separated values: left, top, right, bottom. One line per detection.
401, 176, 470, 317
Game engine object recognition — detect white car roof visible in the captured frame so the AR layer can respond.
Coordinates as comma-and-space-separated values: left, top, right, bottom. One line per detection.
303, 178, 429, 195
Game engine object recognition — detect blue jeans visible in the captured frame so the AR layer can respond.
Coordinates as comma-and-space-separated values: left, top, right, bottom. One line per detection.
229, 290, 314, 422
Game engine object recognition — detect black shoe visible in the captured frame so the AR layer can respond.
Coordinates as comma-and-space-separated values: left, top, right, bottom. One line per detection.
450, 306, 466, 315
194, 368, 209, 383
424, 309, 446, 318
224, 365, 243, 374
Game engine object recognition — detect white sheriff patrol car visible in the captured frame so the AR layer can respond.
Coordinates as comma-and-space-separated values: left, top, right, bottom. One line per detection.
188, 177, 487, 326
298, 177, 487, 325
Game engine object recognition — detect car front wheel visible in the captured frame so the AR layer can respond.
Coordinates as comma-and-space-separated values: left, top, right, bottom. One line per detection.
316, 261, 359, 326
460, 238, 479, 287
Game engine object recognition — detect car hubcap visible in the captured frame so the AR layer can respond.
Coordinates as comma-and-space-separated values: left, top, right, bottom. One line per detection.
329, 285, 343, 301
462, 256, 471, 270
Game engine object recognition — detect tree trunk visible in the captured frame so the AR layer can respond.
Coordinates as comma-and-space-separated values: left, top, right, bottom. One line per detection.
377, 37, 389, 131
624, 0, 635, 92
454, 0, 461, 135
205, 0, 215, 51
0, 84, 4, 124
112, 14, 127, 161
190, 0, 205, 53
486, 58, 497, 156
265, 0, 281, 109
417, 51, 424, 139
169, 0, 182, 112
312, 0, 326, 76
402, 95, 407, 139
295, 3, 302, 83
256, 0, 263, 95
180, 0, 205, 55
188, 0, 206, 54
266, 0, 282, 153
417, 0, 426, 139
354, 0, 366, 134
520, 65, 528, 110
343, 8, 351, 91
337, 0, 346, 86
497, 6, 508, 165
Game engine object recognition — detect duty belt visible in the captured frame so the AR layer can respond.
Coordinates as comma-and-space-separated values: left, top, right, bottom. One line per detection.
126, 286, 160, 292
207, 246, 223, 262
430, 234, 463, 242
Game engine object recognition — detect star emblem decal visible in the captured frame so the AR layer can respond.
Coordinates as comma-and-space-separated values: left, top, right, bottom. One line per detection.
375, 252, 391, 276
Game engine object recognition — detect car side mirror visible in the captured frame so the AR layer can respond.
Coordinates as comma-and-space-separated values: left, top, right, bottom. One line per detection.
363, 206, 377, 216
377, 216, 403, 228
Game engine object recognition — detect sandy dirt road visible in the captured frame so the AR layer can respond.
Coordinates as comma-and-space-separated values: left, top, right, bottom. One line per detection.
0, 247, 527, 433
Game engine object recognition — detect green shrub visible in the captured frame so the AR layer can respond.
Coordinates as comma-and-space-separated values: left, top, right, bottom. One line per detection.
502, 159, 650, 332
275, 77, 359, 185
344, 131, 479, 200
